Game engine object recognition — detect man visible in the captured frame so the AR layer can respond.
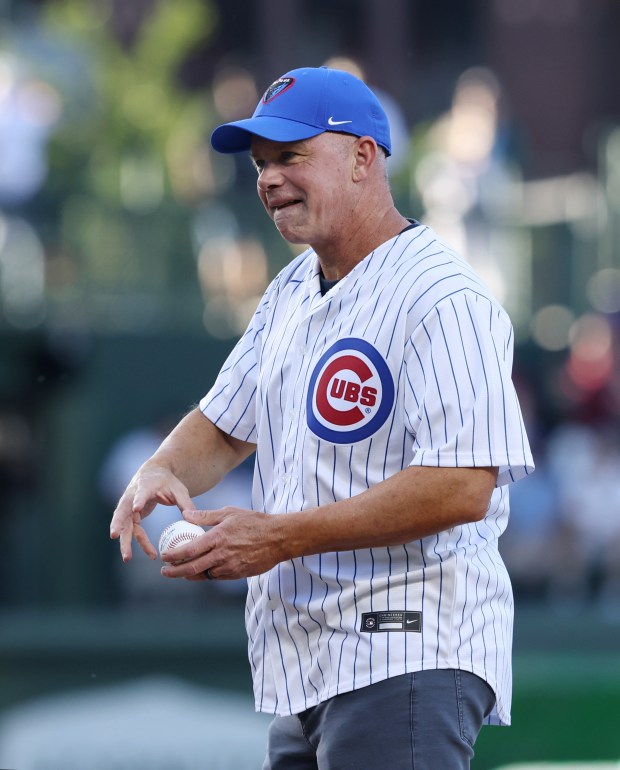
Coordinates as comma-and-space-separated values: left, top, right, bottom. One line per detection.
110, 66, 534, 769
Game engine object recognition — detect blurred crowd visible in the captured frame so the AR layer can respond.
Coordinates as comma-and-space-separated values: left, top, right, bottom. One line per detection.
502, 418, 620, 619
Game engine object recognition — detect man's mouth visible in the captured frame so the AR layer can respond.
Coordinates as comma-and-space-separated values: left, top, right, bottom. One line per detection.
272, 200, 302, 212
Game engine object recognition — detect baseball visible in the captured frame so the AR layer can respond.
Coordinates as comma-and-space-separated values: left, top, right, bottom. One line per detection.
158, 520, 205, 559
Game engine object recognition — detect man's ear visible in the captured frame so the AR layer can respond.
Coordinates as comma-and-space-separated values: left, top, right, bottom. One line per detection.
351, 136, 378, 182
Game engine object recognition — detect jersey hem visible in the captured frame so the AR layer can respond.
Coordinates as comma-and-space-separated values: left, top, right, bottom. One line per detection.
254, 661, 510, 726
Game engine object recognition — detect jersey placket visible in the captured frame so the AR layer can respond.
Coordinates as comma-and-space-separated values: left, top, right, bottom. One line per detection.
261, 267, 343, 714
272, 266, 336, 514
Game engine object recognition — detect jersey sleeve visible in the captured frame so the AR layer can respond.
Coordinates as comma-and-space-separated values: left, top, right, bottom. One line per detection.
199, 291, 270, 444
403, 290, 534, 486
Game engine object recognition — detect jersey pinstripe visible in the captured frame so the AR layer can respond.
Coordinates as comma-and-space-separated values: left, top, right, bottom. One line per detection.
199, 224, 534, 726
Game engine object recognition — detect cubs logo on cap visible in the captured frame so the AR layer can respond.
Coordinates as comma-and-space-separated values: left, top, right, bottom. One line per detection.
262, 77, 295, 103
306, 338, 395, 444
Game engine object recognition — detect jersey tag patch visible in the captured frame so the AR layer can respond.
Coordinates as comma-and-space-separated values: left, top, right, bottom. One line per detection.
360, 611, 422, 633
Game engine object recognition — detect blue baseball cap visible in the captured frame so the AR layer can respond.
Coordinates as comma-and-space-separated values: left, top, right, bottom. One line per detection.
210, 66, 392, 156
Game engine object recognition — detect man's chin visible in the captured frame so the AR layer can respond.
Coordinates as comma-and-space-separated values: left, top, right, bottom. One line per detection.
275, 224, 309, 245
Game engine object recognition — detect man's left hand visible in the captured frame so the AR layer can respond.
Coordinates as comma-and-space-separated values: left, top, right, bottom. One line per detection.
159, 507, 286, 581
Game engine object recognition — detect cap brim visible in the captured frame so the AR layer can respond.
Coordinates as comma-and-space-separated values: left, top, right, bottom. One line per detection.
210, 116, 325, 154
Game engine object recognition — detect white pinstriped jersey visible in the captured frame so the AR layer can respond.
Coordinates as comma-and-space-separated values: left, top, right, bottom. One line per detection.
200, 223, 534, 726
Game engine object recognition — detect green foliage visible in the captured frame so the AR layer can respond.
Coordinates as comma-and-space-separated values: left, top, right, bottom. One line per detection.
44, 0, 215, 194
36, 0, 217, 321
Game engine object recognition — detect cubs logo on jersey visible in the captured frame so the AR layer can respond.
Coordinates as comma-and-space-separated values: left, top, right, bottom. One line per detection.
306, 338, 395, 444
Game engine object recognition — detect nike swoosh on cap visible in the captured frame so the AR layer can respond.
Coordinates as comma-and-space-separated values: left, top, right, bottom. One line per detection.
328, 117, 353, 125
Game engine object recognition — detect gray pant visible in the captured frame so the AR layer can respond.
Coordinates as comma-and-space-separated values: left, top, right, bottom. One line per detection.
262, 669, 496, 770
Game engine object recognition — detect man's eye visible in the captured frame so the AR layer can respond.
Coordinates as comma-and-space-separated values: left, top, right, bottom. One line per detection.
281, 152, 296, 162
253, 160, 264, 173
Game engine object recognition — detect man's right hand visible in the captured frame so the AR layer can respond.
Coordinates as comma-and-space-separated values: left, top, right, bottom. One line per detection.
109, 465, 196, 563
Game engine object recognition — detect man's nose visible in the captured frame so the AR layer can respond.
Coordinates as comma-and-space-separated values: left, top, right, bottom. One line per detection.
257, 163, 283, 192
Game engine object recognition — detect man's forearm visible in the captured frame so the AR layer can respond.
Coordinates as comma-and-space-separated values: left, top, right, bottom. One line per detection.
277, 465, 498, 559
146, 407, 256, 498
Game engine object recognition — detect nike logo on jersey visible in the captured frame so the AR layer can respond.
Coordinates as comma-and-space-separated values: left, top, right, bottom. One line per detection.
361, 611, 422, 632
328, 117, 353, 125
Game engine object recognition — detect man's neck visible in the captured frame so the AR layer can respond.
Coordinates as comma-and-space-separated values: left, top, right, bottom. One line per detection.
315, 207, 410, 281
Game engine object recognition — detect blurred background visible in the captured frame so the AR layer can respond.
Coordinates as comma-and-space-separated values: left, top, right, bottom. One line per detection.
1, 0, 619, 767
